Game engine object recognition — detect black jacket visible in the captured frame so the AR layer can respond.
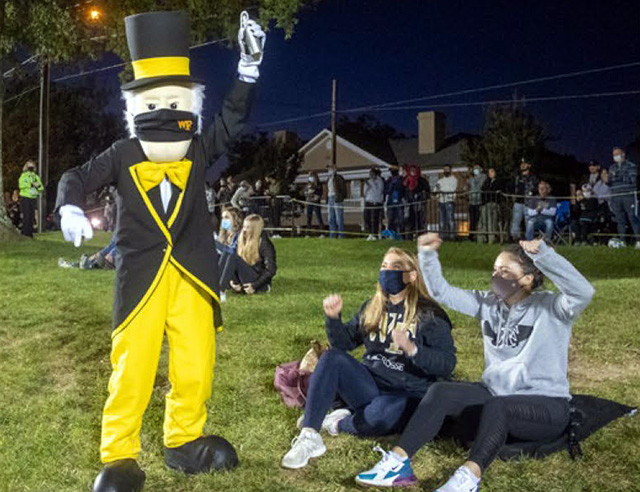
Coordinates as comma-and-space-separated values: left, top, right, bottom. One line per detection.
55, 79, 254, 333
572, 198, 599, 221
252, 232, 277, 291
326, 298, 456, 397
481, 177, 504, 204
512, 173, 539, 203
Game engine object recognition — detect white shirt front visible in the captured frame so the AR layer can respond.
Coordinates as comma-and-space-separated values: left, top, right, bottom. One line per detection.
160, 177, 172, 212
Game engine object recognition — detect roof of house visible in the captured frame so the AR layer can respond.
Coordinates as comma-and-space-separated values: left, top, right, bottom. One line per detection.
338, 129, 398, 165
297, 129, 396, 169
389, 133, 478, 169
295, 128, 478, 176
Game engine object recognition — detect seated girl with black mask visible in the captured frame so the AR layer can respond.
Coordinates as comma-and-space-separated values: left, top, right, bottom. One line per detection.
355, 234, 594, 492
281, 247, 456, 469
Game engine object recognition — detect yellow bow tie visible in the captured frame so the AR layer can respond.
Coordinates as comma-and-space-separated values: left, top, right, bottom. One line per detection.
136, 160, 192, 192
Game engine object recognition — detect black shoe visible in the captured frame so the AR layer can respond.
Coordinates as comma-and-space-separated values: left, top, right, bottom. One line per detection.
92, 459, 145, 492
165, 435, 239, 475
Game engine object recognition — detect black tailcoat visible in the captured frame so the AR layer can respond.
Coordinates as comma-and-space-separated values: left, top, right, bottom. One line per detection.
55, 79, 254, 333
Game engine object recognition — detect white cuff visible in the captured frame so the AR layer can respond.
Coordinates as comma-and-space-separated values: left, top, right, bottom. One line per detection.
59, 204, 85, 216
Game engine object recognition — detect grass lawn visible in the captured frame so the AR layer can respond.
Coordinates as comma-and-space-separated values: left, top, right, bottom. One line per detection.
0, 232, 639, 492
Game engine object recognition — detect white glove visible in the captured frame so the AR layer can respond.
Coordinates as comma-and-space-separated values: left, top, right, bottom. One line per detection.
60, 204, 93, 247
237, 17, 266, 83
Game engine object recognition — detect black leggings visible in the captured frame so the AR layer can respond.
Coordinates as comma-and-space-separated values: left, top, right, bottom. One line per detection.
397, 382, 570, 471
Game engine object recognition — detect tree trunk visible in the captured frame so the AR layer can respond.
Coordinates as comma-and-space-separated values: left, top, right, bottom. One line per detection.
0, 54, 22, 240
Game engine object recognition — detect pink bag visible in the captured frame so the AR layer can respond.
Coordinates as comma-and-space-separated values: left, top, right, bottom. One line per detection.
274, 361, 311, 408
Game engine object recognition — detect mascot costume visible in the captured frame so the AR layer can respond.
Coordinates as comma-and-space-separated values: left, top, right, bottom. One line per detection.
55, 10, 266, 492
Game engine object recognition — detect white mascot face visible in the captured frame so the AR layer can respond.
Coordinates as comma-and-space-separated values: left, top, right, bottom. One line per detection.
124, 83, 204, 163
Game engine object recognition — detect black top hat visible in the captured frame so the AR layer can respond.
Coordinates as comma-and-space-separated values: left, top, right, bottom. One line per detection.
121, 11, 203, 91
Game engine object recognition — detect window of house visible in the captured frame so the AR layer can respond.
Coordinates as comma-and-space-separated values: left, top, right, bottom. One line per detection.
350, 180, 362, 199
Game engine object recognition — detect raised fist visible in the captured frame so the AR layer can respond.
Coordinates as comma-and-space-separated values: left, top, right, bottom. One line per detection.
323, 294, 343, 319
417, 232, 442, 252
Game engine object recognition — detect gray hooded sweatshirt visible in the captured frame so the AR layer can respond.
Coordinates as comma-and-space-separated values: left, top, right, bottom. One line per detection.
419, 242, 595, 399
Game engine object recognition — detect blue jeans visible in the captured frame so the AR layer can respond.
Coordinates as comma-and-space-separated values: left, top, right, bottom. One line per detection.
100, 234, 117, 258
610, 194, 640, 240
510, 202, 526, 239
303, 349, 415, 437
438, 202, 455, 240
328, 196, 344, 238
526, 215, 554, 240
306, 204, 324, 228
387, 203, 404, 234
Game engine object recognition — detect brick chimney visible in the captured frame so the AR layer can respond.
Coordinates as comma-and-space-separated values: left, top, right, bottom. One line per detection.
417, 111, 446, 154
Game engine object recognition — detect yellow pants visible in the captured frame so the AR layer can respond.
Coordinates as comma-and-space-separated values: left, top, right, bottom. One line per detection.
100, 259, 215, 463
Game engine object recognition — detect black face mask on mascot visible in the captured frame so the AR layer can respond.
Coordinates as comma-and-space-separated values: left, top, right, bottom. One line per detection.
134, 109, 199, 142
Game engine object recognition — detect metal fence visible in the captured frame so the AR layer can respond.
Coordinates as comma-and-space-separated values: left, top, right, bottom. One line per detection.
78, 190, 636, 244
222, 190, 636, 244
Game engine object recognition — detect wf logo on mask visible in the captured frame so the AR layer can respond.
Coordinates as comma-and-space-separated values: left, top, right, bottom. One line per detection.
178, 120, 193, 131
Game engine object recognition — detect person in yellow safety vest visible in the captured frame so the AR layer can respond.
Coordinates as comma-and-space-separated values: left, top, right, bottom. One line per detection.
18, 160, 44, 237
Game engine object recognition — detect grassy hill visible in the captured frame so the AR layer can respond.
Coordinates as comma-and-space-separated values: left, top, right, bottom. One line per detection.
0, 233, 638, 491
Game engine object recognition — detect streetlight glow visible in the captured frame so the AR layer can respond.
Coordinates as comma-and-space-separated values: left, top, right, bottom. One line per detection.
89, 8, 101, 21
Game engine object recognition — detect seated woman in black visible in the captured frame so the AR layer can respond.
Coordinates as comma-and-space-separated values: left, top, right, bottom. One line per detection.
229, 214, 277, 294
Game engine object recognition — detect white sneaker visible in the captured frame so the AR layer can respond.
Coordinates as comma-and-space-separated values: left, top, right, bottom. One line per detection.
435, 466, 481, 492
635, 241, 640, 250
296, 408, 352, 436
281, 428, 326, 469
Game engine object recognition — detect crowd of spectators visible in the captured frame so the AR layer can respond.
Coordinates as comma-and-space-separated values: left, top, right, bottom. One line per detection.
280, 146, 637, 248
54, 146, 635, 249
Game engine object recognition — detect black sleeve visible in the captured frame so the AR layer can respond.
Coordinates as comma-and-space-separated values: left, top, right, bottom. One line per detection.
202, 79, 255, 166
54, 142, 122, 213
423, 177, 431, 198
325, 301, 367, 351
253, 236, 277, 289
411, 312, 457, 378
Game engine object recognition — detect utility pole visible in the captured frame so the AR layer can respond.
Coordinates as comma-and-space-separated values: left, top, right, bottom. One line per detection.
37, 60, 50, 233
331, 79, 337, 167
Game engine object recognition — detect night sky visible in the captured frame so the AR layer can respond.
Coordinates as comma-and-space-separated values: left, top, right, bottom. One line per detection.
57, 0, 640, 166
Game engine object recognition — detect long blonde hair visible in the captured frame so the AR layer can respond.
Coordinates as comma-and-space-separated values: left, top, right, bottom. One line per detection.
219, 206, 243, 246
237, 214, 264, 265
361, 247, 433, 333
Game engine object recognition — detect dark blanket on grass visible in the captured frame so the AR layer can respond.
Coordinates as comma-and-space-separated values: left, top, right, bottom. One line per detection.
438, 394, 637, 461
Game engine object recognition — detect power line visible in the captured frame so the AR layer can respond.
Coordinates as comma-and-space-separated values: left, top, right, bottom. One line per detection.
52, 35, 230, 83
359, 90, 640, 112
3, 85, 40, 104
2, 55, 39, 78
340, 61, 640, 114
190, 37, 230, 49
53, 60, 127, 82
3, 35, 231, 105
254, 89, 640, 127
256, 111, 332, 128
